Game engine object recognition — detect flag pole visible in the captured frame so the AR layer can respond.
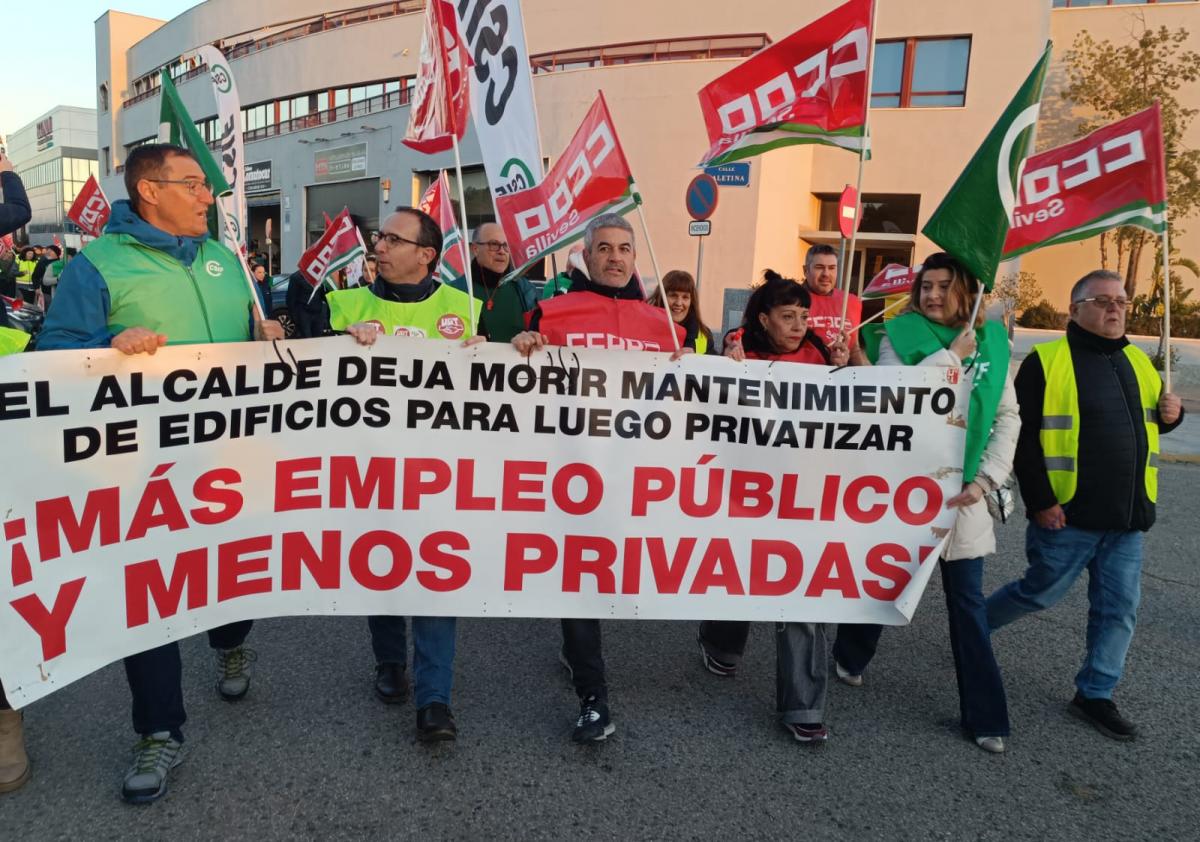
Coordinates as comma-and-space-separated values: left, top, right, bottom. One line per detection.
451, 136, 478, 336
1161, 209, 1172, 392
633, 195, 680, 352
221, 206, 267, 322
838, 0, 877, 335
845, 295, 909, 334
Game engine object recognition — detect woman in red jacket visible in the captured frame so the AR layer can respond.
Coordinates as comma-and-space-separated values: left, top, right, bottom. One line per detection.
699, 270, 848, 744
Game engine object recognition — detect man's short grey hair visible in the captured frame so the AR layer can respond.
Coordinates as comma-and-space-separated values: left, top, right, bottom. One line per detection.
470, 221, 500, 243
1070, 269, 1123, 304
583, 213, 635, 250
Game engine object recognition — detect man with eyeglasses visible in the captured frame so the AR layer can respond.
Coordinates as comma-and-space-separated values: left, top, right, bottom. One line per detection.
327, 206, 480, 742
987, 269, 1183, 743
452, 222, 537, 343
38, 143, 283, 804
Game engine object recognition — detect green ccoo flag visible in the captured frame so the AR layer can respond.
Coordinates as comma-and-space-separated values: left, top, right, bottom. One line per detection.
158, 69, 231, 201
921, 43, 1052, 290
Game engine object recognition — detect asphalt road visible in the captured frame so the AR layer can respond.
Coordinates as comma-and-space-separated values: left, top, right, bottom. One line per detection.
5, 464, 1199, 841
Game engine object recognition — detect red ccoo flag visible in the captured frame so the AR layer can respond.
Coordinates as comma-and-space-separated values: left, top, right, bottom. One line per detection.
66, 175, 111, 238
403, 0, 471, 154
297, 208, 366, 288
862, 263, 918, 299
418, 172, 467, 286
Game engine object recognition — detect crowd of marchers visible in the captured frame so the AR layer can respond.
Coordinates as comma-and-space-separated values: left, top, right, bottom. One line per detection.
0, 143, 1184, 803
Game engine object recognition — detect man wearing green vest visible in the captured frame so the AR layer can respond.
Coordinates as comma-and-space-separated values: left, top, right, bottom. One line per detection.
38, 143, 283, 803
328, 205, 480, 742
987, 269, 1183, 742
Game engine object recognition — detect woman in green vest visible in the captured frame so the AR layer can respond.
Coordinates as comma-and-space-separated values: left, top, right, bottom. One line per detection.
833, 252, 1020, 754
648, 269, 716, 354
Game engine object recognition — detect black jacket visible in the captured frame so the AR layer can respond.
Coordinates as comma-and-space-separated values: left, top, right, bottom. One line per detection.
1013, 321, 1184, 531
0, 172, 31, 237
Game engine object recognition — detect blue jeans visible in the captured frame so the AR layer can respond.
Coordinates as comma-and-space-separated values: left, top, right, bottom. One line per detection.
368, 616, 456, 708
987, 524, 1143, 700
836, 558, 1009, 737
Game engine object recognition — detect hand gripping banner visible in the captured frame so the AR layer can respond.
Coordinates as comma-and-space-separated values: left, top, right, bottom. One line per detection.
0, 340, 968, 707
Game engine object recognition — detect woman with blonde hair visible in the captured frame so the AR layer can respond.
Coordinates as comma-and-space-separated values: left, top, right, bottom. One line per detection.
833, 251, 1019, 754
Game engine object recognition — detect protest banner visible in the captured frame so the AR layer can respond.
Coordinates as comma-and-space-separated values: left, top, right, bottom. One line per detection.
454, 0, 545, 201
1001, 104, 1167, 260
0, 340, 967, 708
66, 174, 111, 238
696, 0, 872, 167
496, 93, 640, 276
196, 45, 249, 257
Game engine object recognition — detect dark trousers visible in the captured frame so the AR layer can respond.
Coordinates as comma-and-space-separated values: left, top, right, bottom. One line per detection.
562, 619, 607, 702
698, 620, 750, 663
0, 681, 8, 710
835, 558, 1010, 738
123, 620, 252, 741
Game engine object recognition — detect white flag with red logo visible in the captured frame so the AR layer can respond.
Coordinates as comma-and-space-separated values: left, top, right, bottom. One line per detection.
403, 0, 471, 154
496, 93, 640, 276
66, 175, 111, 238
697, 0, 872, 166
297, 208, 366, 288
1002, 104, 1168, 260
418, 171, 468, 285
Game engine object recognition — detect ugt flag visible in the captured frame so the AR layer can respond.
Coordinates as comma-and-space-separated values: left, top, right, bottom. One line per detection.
418, 171, 468, 285
921, 43, 1052, 289
496, 92, 640, 276
67, 175, 111, 238
1001, 103, 1167, 260
697, 0, 872, 166
297, 208, 366, 288
158, 69, 234, 244
403, 0, 470, 154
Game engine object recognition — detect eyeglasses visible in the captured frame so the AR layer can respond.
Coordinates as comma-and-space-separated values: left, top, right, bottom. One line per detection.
1077, 295, 1130, 311
146, 178, 213, 196
375, 231, 429, 249
475, 240, 510, 253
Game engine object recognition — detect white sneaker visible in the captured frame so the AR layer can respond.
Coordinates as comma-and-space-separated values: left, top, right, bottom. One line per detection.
835, 661, 863, 687
975, 735, 1006, 754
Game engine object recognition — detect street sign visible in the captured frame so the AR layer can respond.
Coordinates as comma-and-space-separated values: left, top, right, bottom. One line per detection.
685, 173, 719, 221
689, 220, 712, 237
704, 163, 751, 187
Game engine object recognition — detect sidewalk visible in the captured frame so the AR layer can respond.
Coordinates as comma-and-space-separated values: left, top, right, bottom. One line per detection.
1013, 328, 1199, 459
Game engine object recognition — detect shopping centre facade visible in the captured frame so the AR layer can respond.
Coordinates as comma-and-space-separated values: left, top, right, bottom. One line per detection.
94, 0, 1200, 323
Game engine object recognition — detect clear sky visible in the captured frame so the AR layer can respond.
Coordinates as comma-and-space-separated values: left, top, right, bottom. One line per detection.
1, 1, 200, 136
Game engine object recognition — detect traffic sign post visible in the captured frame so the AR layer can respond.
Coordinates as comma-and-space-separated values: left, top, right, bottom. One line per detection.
686, 174, 719, 293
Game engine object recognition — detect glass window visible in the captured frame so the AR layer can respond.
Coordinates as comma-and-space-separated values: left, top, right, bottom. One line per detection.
365, 83, 383, 99
350, 86, 367, 103
871, 41, 905, 108
910, 39, 970, 107
817, 193, 920, 235
335, 88, 350, 108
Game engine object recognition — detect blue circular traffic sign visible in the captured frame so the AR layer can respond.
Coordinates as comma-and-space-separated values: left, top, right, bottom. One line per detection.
686, 174, 719, 221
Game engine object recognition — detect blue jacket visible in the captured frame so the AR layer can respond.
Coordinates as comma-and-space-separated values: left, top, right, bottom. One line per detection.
0, 171, 32, 237
38, 200, 239, 350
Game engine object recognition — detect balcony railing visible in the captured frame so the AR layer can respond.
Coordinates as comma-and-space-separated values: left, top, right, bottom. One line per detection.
123, 1, 423, 108
243, 88, 411, 142
529, 33, 771, 74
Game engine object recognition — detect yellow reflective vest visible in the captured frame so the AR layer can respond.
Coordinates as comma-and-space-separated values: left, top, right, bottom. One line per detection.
328, 283, 480, 340
1034, 336, 1161, 505
0, 326, 29, 355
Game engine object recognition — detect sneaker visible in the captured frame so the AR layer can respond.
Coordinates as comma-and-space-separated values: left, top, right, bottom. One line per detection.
416, 703, 457, 742
572, 695, 615, 743
975, 735, 1006, 754
786, 722, 829, 744
834, 660, 863, 687
1070, 692, 1137, 741
121, 732, 184, 804
215, 646, 256, 701
698, 637, 737, 677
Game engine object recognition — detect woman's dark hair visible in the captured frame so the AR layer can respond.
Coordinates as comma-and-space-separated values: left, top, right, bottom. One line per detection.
740, 269, 830, 360
649, 269, 713, 349
20, 247, 35, 260
910, 251, 982, 328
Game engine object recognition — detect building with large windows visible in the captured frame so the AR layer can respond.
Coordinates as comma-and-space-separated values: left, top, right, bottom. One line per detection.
6, 106, 99, 249
95, 0, 1200, 324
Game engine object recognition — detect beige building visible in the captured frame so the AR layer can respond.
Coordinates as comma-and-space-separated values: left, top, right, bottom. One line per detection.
94, 0, 1199, 326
